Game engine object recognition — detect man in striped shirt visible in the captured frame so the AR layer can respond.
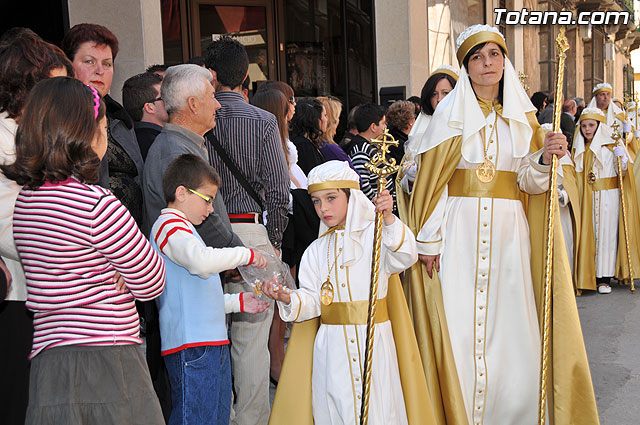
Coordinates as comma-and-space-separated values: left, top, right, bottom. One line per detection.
205, 36, 289, 425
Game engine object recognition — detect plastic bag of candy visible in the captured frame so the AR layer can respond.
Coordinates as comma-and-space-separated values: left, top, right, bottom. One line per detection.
238, 249, 295, 299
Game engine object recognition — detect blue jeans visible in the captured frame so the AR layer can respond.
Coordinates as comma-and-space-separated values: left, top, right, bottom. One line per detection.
164, 345, 232, 425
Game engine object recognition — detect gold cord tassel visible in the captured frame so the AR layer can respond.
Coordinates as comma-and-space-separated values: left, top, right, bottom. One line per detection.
539, 26, 569, 425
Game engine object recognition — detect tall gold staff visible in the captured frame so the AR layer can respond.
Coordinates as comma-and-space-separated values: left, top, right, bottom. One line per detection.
360, 129, 400, 425
539, 27, 569, 425
611, 121, 635, 292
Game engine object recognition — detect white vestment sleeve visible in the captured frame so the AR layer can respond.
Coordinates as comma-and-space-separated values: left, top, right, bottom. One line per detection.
382, 218, 418, 274
517, 149, 553, 195
416, 188, 448, 255
278, 243, 322, 322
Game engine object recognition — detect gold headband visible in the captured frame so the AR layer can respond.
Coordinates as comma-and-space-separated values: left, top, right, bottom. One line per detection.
456, 31, 508, 66
579, 113, 606, 123
430, 68, 459, 82
308, 180, 360, 194
593, 87, 612, 95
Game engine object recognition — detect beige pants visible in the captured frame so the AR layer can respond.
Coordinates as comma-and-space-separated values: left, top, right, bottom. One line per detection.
226, 223, 275, 425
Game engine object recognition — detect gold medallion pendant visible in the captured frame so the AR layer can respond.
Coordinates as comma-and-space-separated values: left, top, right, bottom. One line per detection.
476, 159, 496, 183
320, 280, 334, 305
588, 171, 596, 184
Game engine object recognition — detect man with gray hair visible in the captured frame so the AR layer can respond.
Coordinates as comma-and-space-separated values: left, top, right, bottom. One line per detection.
143, 64, 242, 245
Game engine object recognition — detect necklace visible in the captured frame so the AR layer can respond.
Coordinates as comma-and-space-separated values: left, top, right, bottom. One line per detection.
476, 110, 499, 183
320, 230, 343, 305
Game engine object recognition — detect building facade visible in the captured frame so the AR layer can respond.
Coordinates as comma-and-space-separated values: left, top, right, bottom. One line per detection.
2, 0, 638, 109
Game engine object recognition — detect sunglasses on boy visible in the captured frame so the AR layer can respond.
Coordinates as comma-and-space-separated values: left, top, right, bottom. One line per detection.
188, 188, 213, 206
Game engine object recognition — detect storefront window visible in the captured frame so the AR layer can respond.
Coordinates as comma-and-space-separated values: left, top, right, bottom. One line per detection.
161, 0, 184, 65
198, 5, 270, 83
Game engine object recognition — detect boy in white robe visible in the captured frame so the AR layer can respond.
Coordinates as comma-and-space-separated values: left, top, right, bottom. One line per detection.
263, 160, 422, 425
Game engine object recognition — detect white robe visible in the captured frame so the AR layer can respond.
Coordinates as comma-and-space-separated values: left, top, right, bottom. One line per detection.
589, 142, 624, 278
417, 110, 551, 425
278, 218, 417, 425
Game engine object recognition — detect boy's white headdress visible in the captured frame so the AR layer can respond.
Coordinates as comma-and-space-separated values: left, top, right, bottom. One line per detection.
587, 82, 623, 125
416, 24, 536, 160
307, 160, 375, 266
573, 108, 614, 172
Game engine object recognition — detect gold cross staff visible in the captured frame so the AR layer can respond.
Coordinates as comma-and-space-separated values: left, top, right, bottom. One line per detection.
360, 129, 400, 425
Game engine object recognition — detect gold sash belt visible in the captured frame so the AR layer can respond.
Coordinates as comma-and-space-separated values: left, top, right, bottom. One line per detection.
592, 176, 618, 191
447, 169, 520, 200
321, 297, 389, 325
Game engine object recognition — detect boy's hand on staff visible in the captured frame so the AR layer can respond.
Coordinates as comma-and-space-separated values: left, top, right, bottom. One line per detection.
373, 190, 395, 225
261, 281, 291, 304
242, 292, 270, 314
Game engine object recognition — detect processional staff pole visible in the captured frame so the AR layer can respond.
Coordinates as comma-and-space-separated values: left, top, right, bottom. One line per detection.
611, 122, 635, 293
360, 129, 399, 425
538, 26, 569, 425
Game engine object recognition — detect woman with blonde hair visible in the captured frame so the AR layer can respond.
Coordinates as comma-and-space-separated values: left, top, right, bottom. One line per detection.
317, 96, 359, 176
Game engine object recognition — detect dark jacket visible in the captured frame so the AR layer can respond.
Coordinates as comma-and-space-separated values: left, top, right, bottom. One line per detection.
98, 95, 144, 190
134, 122, 163, 161
290, 134, 326, 175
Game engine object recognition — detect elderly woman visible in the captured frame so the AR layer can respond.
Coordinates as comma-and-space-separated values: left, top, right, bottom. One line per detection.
62, 23, 145, 227
2, 76, 166, 425
403, 24, 598, 424
386, 100, 416, 165
0, 27, 73, 425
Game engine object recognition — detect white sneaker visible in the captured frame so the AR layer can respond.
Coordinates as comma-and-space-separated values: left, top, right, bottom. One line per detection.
598, 284, 612, 294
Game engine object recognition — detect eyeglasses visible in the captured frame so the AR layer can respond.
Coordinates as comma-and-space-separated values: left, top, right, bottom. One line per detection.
288, 96, 296, 105
188, 188, 213, 206
148, 97, 162, 104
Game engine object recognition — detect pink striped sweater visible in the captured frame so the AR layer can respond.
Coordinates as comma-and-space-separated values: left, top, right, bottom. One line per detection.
12, 177, 166, 358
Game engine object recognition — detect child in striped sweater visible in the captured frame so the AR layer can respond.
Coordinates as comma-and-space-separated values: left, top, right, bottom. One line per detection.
150, 154, 269, 425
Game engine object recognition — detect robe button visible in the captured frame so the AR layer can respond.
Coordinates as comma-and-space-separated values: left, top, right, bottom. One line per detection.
479, 306, 484, 310
489, 155, 493, 160
482, 256, 486, 260
342, 284, 346, 287
483, 206, 488, 211
478, 322, 482, 326
340, 265, 344, 269
357, 395, 361, 399
351, 339, 355, 343
355, 377, 360, 382
480, 289, 484, 293
478, 389, 483, 394
482, 240, 487, 244
483, 223, 488, 228
353, 358, 357, 362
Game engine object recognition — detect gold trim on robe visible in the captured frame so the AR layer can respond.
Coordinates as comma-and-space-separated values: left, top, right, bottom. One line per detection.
396, 110, 600, 425
268, 275, 437, 425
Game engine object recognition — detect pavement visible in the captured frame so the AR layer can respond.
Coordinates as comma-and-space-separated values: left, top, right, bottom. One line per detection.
577, 280, 640, 424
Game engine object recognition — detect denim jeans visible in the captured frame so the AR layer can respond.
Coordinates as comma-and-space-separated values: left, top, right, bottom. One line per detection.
164, 345, 232, 425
